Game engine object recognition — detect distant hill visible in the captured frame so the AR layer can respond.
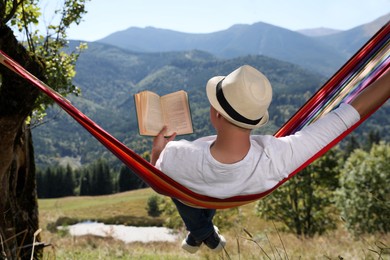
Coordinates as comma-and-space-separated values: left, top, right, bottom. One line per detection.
297, 27, 341, 37
97, 13, 389, 76
98, 23, 344, 76
32, 43, 330, 168
315, 13, 390, 57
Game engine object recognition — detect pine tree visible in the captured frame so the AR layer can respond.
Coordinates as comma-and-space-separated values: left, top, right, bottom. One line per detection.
91, 159, 112, 195
364, 129, 381, 151
118, 165, 146, 192
343, 134, 360, 158
45, 167, 56, 198
35, 168, 44, 198
79, 168, 91, 196
63, 164, 75, 196
56, 166, 65, 197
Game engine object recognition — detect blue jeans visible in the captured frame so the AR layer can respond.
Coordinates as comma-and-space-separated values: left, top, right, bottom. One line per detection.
172, 198, 216, 241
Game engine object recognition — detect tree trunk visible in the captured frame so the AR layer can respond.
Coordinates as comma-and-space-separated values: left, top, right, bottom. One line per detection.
0, 25, 44, 259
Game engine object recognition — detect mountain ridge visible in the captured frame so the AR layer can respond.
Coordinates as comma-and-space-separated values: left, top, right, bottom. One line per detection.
31, 15, 390, 169
297, 27, 342, 37
97, 13, 389, 76
98, 21, 345, 76
32, 46, 330, 168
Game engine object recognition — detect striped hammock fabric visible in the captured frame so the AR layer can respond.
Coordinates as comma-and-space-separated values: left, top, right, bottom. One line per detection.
0, 22, 389, 209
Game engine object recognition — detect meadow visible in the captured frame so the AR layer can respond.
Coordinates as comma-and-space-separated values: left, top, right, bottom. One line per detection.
38, 188, 389, 259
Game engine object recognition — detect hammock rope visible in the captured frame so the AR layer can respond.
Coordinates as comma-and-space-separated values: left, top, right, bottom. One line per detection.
0, 22, 389, 209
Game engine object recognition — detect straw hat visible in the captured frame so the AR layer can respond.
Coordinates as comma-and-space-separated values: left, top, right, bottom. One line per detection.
206, 65, 272, 129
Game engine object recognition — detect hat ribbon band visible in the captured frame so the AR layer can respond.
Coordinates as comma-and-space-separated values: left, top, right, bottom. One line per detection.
216, 79, 262, 125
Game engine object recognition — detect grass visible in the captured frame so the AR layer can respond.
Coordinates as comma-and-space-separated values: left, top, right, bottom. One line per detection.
38, 188, 390, 259
39, 188, 152, 219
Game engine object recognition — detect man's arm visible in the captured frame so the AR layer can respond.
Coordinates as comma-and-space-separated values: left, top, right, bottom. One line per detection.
350, 70, 390, 118
150, 126, 177, 166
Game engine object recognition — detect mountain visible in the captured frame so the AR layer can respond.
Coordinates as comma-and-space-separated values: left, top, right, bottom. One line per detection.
97, 13, 389, 76
32, 43, 330, 169
297, 27, 341, 37
315, 13, 390, 57
98, 23, 344, 76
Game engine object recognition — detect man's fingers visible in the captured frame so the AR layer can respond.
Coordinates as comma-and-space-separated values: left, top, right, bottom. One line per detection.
157, 126, 167, 136
156, 126, 176, 141
168, 132, 177, 142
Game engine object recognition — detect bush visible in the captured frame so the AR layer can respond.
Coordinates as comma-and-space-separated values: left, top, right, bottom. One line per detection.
159, 198, 183, 229
146, 195, 163, 217
256, 149, 341, 237
336, 142, 390, 235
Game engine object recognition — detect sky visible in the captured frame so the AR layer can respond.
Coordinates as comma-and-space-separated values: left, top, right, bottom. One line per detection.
38, 0, 390, 42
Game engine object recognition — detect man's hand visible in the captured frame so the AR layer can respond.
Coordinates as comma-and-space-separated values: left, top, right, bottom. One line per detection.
150, 126, 177, 166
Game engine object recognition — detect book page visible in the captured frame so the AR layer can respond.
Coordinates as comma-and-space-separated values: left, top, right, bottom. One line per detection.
161, 90, 193, 136
144, 91, 164, 135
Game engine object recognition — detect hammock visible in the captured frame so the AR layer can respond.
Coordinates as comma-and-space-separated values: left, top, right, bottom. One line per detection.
0, 22, 389, 209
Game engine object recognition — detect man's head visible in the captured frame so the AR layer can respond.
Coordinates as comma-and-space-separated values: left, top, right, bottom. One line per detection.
206, 65, 272, 129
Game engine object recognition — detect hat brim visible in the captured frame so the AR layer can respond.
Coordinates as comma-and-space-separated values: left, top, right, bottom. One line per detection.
206, 76, 269, 129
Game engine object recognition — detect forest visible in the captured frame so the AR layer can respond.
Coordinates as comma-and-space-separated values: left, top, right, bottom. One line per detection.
36, 159, 147, 198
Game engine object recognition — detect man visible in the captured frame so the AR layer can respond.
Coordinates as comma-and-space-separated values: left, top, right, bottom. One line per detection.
150, 65, 390, 253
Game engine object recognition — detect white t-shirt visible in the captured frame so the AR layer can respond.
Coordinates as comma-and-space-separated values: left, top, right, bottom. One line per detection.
156, 103, 360, 199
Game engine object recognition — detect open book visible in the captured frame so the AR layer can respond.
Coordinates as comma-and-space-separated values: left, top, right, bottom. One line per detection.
134, 90, 193, 136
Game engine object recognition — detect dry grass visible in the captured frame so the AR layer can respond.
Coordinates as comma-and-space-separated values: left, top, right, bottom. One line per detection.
38, 189, 390, 259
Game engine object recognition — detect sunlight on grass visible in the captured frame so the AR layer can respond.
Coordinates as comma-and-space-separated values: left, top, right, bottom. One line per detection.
39, 188, 154, 223
38, 188, 390, 259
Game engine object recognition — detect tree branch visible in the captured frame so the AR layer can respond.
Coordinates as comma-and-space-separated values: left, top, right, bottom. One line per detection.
3, 0, 23, 25
21, 1, 35, 52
